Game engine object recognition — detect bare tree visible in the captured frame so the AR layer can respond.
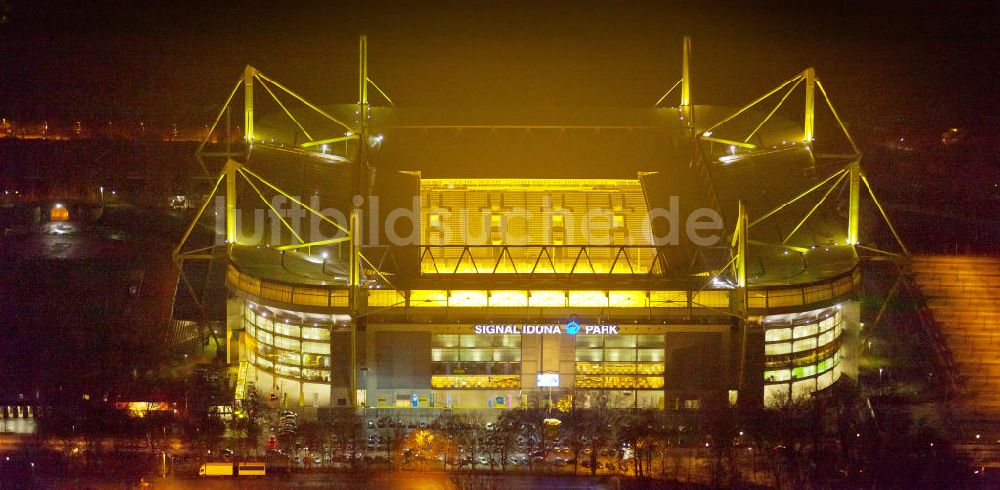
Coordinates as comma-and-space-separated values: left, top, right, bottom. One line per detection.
511, 408, 547, 473
490, 411, 519, 472
561, 406, 587, 475
702, 403, 738, 487
580, 392, 619, 476
376, 415, 405, 469
329, 408, 364, 469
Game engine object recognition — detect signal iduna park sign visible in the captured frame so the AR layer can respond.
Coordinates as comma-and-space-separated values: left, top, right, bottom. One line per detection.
474, 321, 618, 335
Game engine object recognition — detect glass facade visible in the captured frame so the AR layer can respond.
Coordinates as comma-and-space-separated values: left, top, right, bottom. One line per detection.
431, 334, 521, 389
762, 305, 844, 405
237, 292, 848, 409
244, 303, 334, 383
575, 334, 665, 389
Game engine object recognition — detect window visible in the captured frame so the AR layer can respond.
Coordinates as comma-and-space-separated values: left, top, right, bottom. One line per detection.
575, 335, 665, 390
410, 290, 448, 307
765, 328, 792, 342
432, 334, 460, 348
432, 349, 460, 362
792, 378, 816, 399
764, 384, 789, 406
431, 334, 521, 389
765, 369, 791, 382
302, 368, 330, 382
605, 335, 638, 349
791, 364, 816, 379
369, 289, 405, 307
302, 341, 329, 355
792, 338, 817, 353
529, 290, 565, 307
273, 322, 301, 338
273, 336, 298, 351
820, 316, 834, 332
493, 349, 520, 362
460, 335, 491, 349
569, 291, 608, 307
450, 290, 488, 307
817, 330, 835, 348
649, 291, 687, 307
301, 326, 330, 341
604, 349, 637, 362
817, 370, 834, 390
275, 365, 300, 378
258, 315, 274, 332
793, 323, 819, 339
637, 349, 664, 362
490, 290, 528, 307
609, 290, 646, 308
431, 375, 519, 390
765, 342, 792, 356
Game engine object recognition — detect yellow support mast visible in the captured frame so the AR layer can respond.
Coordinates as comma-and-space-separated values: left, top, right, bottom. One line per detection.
680, 36, 692, 124
734, 201, 747, 291
733, 201, 750, 397
243, 65, 255, 146
225, 159, 239, 246
847, 160, 861, 245
803, 67, 815, 143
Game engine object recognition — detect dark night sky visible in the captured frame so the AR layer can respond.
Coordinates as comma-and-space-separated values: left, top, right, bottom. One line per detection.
1, 0, 998, 132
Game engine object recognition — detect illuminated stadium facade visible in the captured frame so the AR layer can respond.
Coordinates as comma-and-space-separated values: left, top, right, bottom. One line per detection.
175, 37, 908, 417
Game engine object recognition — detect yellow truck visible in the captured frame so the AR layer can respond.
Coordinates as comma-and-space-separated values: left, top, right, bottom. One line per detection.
198, 461, 266, 476
199, 462, 233, 476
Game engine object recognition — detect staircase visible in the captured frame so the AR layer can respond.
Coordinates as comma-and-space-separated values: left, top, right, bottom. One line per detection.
912, 255, 1000, 420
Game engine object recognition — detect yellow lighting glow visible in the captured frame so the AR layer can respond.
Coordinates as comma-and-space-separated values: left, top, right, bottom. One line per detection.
490, 290, 529, 307
449, 290, 488, 307
650, 290, 687, 307
529, 290, 566, 307
368, 289, 405, 307
569, 291, 608, 307
609, 290, 646, 308
410, 290, 448, 307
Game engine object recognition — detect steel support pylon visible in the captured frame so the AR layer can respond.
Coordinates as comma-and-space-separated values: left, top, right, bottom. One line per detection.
681, 36, 692, 121
847, 160, 861, 245
803, 67, 815, 143
243, 65, 255, 146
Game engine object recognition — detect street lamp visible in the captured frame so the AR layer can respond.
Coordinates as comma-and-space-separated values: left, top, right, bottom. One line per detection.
321, 251, 329, 274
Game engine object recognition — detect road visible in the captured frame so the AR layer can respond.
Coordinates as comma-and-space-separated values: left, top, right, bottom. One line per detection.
36, 472, 628, 489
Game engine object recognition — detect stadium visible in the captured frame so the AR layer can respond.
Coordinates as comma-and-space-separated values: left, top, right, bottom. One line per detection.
174, 36, 904, 419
